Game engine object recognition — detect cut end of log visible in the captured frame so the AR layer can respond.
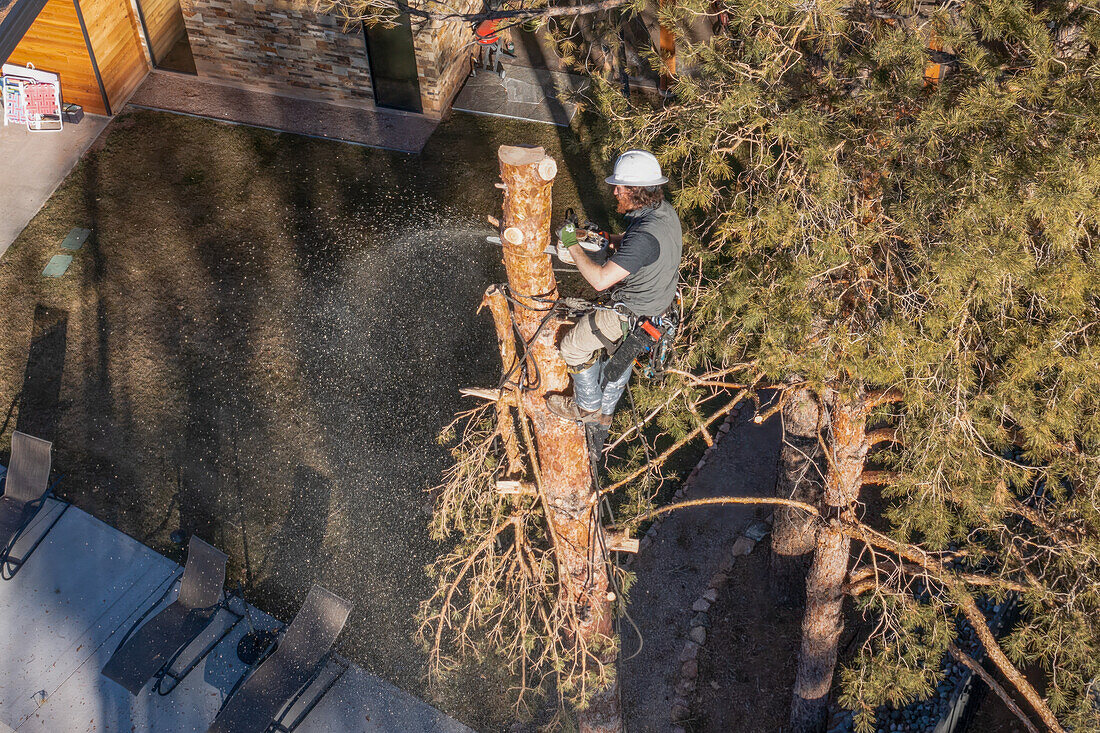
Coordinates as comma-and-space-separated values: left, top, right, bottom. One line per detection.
460, 387, 515, 406
502, 227, 525, 245
496, 480, 537, 496
537, 157, 558, 181
607, 535, 640, 553
498, 145, 547, 167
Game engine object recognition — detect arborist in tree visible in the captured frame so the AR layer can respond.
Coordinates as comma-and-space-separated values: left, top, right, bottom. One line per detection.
546, 150, 683, 427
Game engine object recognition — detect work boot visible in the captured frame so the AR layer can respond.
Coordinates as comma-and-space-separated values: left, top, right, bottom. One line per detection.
547, 362, 603, 424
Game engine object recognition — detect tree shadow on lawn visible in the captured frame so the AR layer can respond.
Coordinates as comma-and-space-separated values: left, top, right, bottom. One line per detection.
0, 107, 614, 730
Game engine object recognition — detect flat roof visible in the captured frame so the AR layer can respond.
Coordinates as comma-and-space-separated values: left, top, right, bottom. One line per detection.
1, 0, 48, 66
0, 0, 17, 26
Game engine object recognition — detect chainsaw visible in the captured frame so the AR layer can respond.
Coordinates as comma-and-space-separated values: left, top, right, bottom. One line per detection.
546, 208, 609, 264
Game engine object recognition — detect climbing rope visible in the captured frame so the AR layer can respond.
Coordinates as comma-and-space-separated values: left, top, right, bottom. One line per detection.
491, 283, 657, 662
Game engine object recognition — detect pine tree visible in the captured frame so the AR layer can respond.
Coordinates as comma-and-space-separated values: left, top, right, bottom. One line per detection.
588, 0, 1100, 730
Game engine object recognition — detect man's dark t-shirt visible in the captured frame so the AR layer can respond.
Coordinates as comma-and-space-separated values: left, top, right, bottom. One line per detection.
607, 200, 683, 318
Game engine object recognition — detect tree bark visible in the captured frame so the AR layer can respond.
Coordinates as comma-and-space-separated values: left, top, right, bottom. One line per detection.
494, 145, 622, 733
658, 0, 676, 91
770, 386, 824, 606
790, 395, 869, 733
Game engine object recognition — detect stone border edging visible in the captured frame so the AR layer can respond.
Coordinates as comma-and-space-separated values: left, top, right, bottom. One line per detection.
612, 405, 771, 732
626, 408, 740, 566
668, 518, 771, 732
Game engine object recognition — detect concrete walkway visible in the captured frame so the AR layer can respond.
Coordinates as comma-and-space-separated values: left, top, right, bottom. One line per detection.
0, 481, 470, 733
452, 65, 587, 126
0, 116, 109, 258
126, 71, 438, 153
620, 409, 782, 732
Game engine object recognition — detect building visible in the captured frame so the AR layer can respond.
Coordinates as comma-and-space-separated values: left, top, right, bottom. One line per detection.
0, 0, 477, 118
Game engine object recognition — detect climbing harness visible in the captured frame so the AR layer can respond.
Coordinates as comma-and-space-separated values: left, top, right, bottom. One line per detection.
598, 290, 683, 385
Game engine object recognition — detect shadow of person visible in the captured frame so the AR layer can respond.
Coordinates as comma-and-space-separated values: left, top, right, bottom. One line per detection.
16, 304, 69, 443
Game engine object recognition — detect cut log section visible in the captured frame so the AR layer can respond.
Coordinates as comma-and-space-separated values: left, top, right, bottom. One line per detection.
496, 480, 538, 496
605, 534, 640, 554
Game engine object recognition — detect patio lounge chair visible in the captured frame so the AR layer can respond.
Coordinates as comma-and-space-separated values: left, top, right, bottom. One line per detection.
207, 584, 353, 733
0, 431, 68, 580
102, 535, 243, 695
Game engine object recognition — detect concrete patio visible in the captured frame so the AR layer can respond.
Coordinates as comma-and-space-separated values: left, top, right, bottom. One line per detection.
0, 466, 471, 733
452, 65, 587, 127
0, 115, 109, 258
126, 71, 438, 153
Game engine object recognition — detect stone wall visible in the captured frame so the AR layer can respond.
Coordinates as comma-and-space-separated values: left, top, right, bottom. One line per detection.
411, 9, 476, 116
179, 0, 374, 107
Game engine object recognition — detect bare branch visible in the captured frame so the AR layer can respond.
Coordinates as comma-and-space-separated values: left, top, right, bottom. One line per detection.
618, 495, 820, 527
948, 643, 1041, 733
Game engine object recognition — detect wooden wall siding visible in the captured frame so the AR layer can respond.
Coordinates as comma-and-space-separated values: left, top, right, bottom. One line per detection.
8, 0, 106, 114
81, 0, 148, 109
135, 0, 183, 64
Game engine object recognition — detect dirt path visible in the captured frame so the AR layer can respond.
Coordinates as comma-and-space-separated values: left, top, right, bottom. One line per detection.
621, 409, 782, 731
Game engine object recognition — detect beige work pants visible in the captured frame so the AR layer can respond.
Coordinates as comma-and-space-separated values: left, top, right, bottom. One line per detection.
559, 308, 628, 369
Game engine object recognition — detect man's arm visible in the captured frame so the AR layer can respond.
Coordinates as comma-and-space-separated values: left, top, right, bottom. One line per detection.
570, 245, 630, 291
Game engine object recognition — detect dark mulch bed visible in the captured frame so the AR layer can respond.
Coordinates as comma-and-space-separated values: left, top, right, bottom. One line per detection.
0, 107, 613, 730
691, 545, 803, 732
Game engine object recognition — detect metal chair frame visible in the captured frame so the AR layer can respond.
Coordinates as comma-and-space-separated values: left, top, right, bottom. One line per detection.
108, 570, 246, 696
212, 585, 353, 733
218, 635, 349, 733
269, 654, 349, 733
0, 474, 69, 580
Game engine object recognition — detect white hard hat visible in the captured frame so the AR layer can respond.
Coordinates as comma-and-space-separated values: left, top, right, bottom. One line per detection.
605, 150, 668, 187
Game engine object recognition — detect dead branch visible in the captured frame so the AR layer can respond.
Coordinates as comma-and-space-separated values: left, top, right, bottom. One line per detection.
461, 387, 515, 403
497, 479, 538, 495
948, 643, 1041, 733
618, 495, 820, 526
602, 378, 761, 495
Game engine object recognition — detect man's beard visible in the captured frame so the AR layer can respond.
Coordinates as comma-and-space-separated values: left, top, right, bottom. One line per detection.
616, 197, 634, 214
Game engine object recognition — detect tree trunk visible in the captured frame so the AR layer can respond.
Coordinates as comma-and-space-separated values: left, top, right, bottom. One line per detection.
658, 0, 676, 91
790, 395, 869, 733
770, 386, 824, 606
494, 145, 622, 733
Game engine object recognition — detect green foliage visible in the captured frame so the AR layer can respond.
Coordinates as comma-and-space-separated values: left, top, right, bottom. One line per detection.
590, 0, 1100, 726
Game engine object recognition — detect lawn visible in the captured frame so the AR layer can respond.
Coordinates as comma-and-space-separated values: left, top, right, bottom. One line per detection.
0, 107, 614, 728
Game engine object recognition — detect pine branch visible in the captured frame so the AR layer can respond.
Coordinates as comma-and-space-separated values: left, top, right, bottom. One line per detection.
955, 594, 1066, 733
866, 428, 900, 447
859, 470, 898, 487
845, 521, 1066, 732
601, 378, 761, 495
865, 388, 904, 408
319, 0, 631, 25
